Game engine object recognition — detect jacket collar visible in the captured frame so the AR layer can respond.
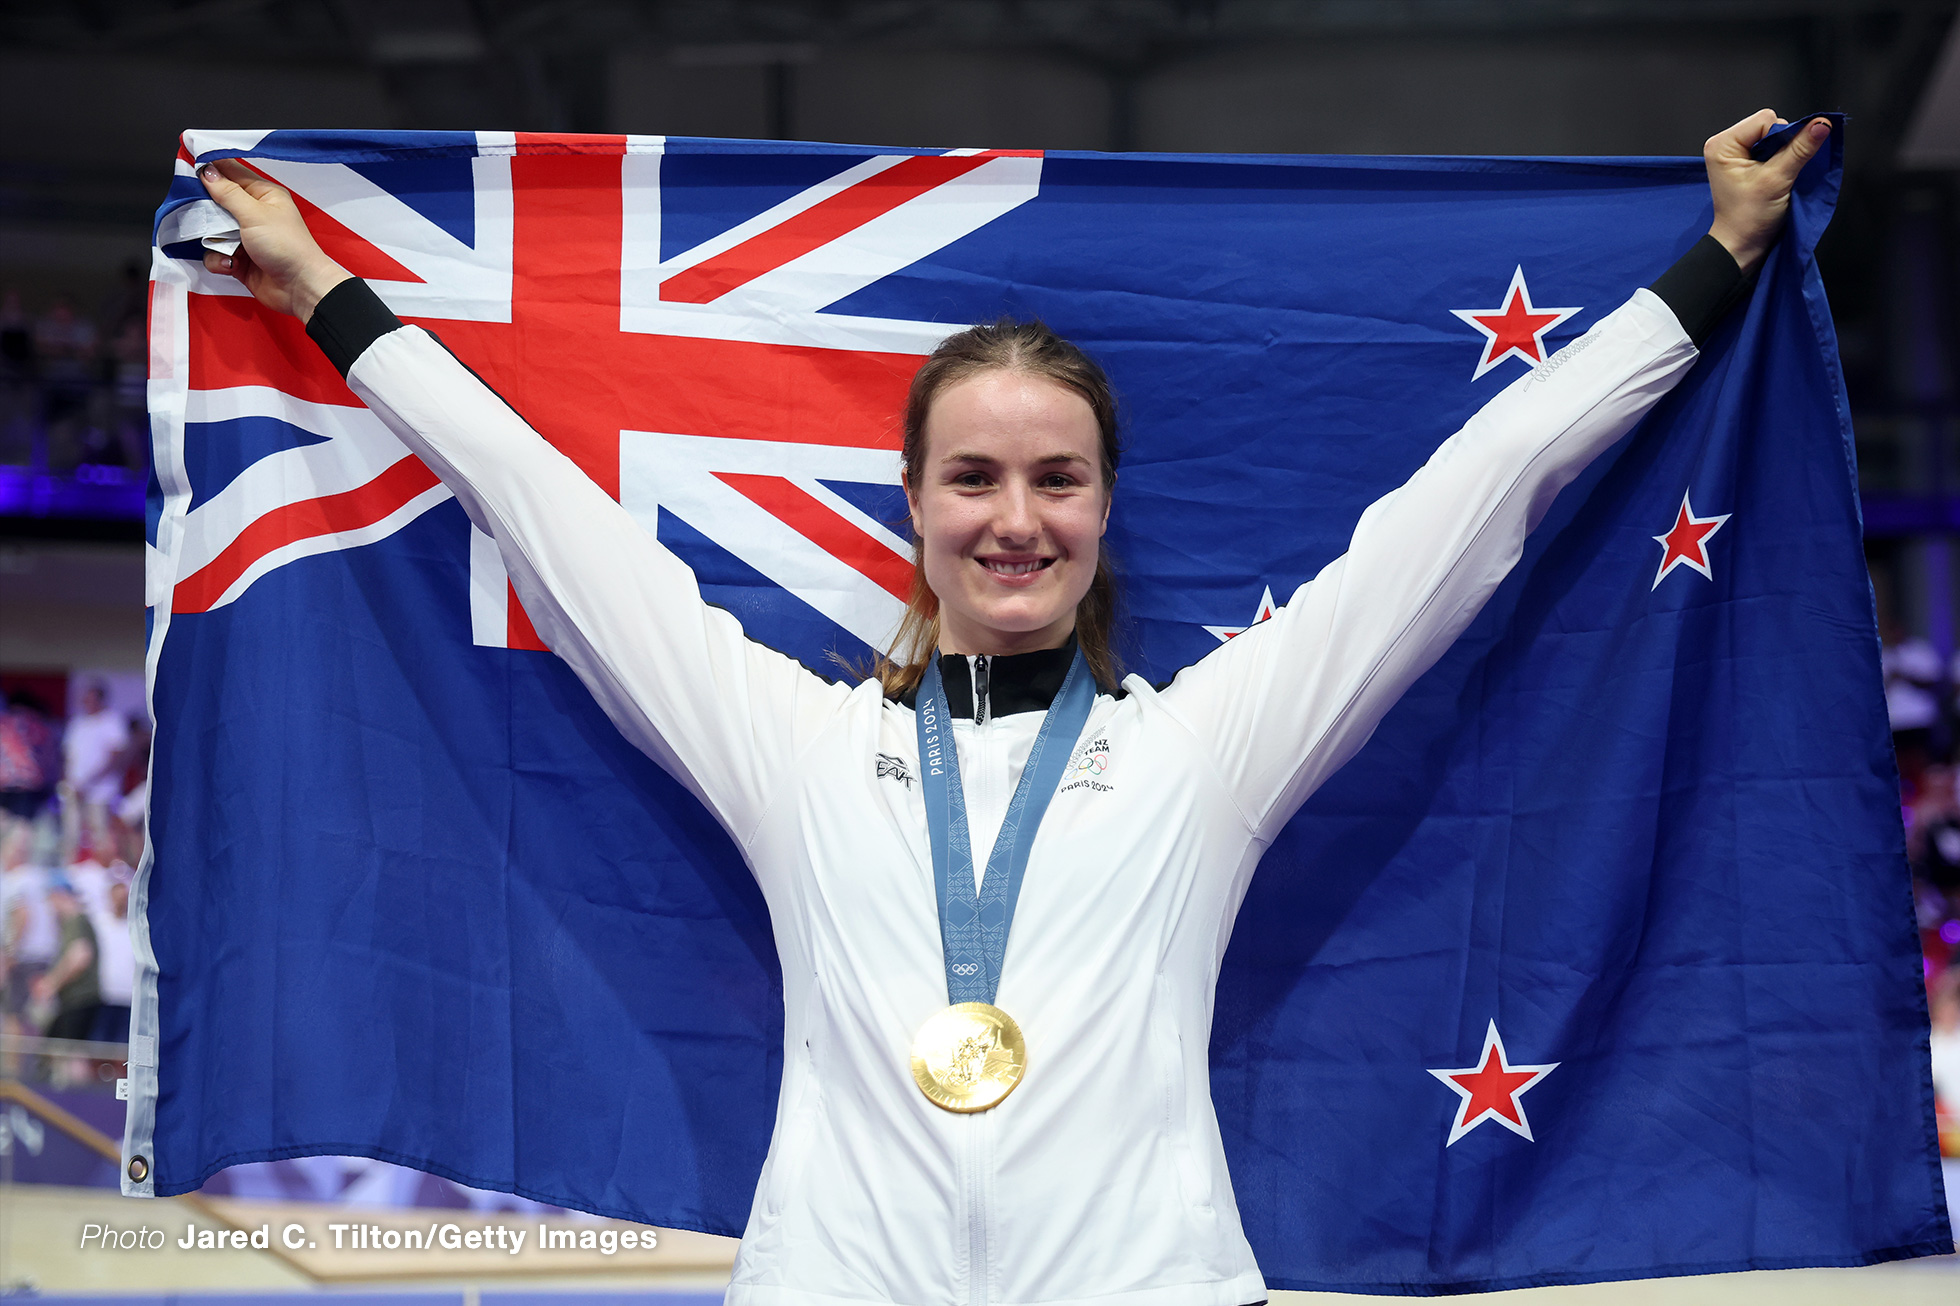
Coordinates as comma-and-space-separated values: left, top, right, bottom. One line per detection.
899, 636, 1081, 719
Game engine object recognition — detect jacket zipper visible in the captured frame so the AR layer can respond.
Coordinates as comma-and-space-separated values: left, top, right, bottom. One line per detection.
964, 653, 992, 1304
965, 1116, 988, 1306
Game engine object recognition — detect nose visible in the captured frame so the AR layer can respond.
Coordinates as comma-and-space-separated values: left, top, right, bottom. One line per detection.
992, 479, 1040, 545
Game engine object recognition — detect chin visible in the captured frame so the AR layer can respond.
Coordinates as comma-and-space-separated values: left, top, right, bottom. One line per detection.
973, 600, 1074, 640
973, 590, 1064, 623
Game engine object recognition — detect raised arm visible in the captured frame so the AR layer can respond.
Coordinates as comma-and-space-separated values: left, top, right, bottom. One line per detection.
1154, 111, 1831, 840
196, 161, 855, 849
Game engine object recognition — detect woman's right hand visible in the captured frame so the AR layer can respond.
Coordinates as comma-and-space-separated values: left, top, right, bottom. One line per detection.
197, 157, 352, 323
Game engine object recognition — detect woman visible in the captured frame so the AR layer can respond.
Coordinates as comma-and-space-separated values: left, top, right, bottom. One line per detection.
197, 111, 1829, 1306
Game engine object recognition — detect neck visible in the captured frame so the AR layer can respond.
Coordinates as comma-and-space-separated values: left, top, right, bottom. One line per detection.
936, 616, 1076, 659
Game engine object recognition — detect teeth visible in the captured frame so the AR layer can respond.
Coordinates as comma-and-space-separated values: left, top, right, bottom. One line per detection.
986, 560, 1044, 575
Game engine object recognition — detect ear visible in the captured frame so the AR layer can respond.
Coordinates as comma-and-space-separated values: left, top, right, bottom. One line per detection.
905, 478, 925, 540
1100, 473, 1115, 535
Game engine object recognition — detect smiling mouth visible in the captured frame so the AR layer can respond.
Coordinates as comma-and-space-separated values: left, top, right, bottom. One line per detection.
980, 558, 1055, 576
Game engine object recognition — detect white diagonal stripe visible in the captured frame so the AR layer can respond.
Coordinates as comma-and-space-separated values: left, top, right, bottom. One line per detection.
620, 430, 907, 651
712, 154, 1041, 317
249, 156, 514, 323
652, 155, 910, 281
195, 482, 453, 613
174, 387, 423, 579
621, 152, 1041, 352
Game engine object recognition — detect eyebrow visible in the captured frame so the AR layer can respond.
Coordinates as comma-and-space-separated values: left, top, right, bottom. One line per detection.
939, 450, 1092, 466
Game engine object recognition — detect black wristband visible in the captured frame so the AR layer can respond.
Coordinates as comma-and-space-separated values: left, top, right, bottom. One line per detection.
305, 278, 403, 378
1648, 234, 1754, 347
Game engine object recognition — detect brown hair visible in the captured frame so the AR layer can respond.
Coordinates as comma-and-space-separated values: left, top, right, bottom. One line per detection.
869, 318, 1126, 699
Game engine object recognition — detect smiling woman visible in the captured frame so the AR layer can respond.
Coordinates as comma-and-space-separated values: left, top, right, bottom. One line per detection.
886, 317, 1125, 694
188, 110, 1831, 1306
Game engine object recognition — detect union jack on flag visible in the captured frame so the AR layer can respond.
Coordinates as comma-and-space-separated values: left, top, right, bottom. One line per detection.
135, 125, 1952, 1293
151, 131, 1041, 656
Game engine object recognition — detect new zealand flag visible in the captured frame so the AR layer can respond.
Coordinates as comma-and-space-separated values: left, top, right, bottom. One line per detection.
131, 122, 1951, 1292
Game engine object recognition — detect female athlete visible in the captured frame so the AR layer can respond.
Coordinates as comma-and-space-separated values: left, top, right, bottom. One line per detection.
197, 110, 1830, 1306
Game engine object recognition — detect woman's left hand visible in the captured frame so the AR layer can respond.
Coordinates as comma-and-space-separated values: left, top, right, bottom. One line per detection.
1705, 110, 1832, 275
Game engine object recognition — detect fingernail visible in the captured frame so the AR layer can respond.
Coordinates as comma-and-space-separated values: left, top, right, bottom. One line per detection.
200, 164, 218, 181
1810, 120, 1830, 136
218, 256, 233, 271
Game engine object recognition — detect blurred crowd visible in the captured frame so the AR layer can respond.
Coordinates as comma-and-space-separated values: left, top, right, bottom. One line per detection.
0, 681, 148, 1087
0, 270, 151, 476
1883, 627, 1960, 1154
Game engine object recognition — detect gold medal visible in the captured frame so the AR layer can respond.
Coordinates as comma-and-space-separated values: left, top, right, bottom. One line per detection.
909, 1002, 1027, 1113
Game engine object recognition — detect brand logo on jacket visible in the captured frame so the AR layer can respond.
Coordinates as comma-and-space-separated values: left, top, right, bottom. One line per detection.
876, 753, 915, 789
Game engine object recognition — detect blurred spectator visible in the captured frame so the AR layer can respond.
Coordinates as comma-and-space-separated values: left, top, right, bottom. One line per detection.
1, 819, 58, 1038
116, 712, 150, 824
33, 295, 99, 473
110, 317, 149, 468
0, 280, 152, 484
64, 838, 111, 916
1910, 765, 1960, 888
1921, 821, 1960, 894
87, 869, 133, 1043
63, 682, 130, 810
1932, 968, 1958, 1130
0, 690, 59, 818
113, 742, 150, 874
1883, 625, 1943, 784
1916, 875, 1953, 978
31, 875, 98, 1045
97, 261, 146, 343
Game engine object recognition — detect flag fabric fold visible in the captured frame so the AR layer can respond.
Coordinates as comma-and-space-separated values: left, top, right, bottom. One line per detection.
133, 125, 1950, 1293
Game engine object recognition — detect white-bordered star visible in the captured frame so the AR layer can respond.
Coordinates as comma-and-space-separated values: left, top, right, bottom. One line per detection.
1651, 489, 1731, 590
1204, 586, 1278, 642
1427, 1020, 1559, 1146
1450, 266, 1581, 380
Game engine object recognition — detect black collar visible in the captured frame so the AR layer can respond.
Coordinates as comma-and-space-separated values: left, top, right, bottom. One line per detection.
898, 638, 1081, 719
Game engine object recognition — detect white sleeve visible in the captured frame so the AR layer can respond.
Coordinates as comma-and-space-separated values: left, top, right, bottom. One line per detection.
345, 323, 855, 848
1156, 288, 1698, 841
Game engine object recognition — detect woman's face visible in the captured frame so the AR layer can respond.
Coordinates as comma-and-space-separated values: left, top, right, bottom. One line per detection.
906, 369, 1109, 656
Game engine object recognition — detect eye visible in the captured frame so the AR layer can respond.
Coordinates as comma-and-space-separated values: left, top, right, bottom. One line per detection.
953, 470, 990, 489
1041, 472, 1079, 490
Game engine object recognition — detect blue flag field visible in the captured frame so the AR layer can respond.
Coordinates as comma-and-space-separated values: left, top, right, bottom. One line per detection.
132, 123, 1951, 1292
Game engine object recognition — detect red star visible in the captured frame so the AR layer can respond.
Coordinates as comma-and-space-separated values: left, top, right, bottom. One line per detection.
1451, 267, 1579, 380
1651, 489, 1730, 590
1428, 1021, 1558, 1145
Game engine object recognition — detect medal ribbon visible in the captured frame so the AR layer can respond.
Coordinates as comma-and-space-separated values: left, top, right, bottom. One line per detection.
915, 647, 1097, 1005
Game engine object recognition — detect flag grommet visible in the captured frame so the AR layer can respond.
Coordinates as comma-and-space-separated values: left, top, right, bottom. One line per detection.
127, 1155, 149, 1183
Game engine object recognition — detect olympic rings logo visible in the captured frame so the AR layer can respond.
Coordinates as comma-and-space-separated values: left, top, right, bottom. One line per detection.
1069, 750, 1109, 778
951, 963, 980, 976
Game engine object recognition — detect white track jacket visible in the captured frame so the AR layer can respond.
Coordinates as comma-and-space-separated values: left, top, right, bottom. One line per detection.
334, 285, 1699, 1306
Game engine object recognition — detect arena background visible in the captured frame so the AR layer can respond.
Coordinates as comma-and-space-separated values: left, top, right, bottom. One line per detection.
2, 1, 1957, 1301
